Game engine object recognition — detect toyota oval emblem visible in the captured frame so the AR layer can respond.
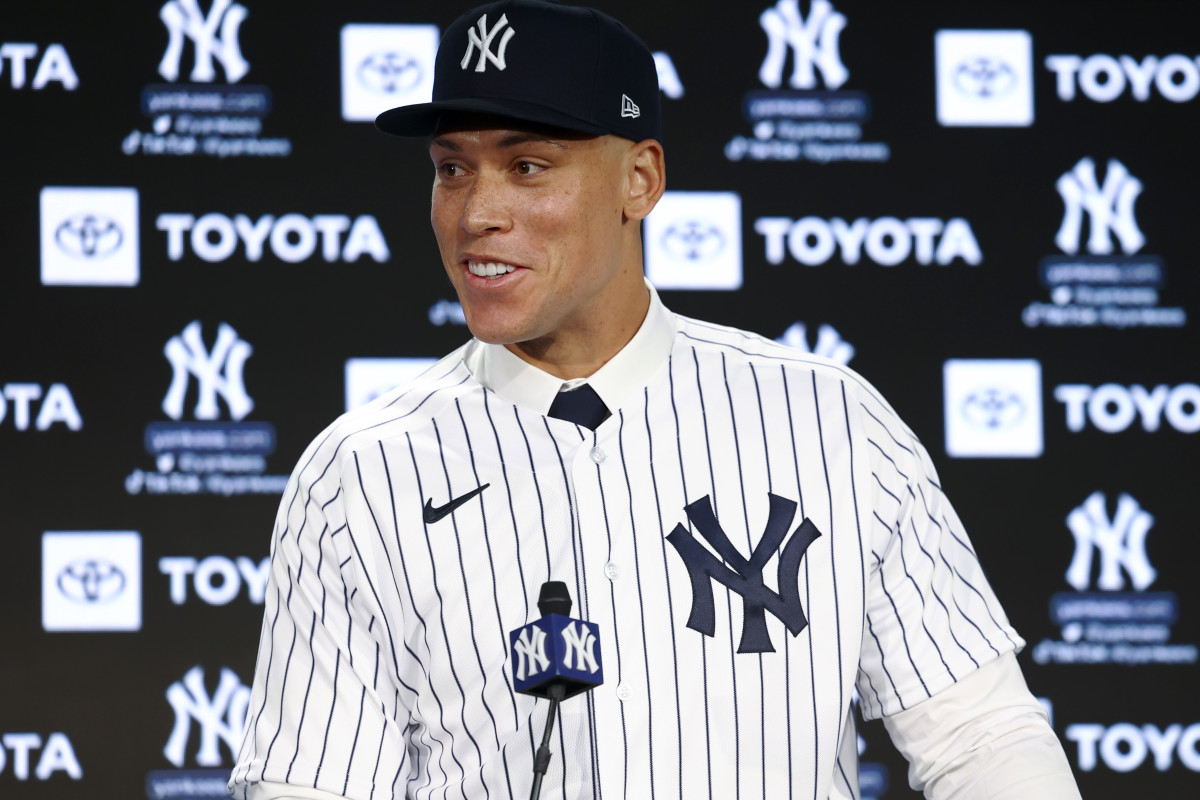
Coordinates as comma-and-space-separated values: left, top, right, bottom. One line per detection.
962, 387, 1025, 429
661, 220, 725, 261
55, 214, 124, 259
953, 57, 1016, 99
57, 559, 127, 604
358, 51, 423, 94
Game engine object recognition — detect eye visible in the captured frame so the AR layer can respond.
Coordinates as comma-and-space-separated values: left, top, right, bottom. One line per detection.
514, 161, 546, 176
437, 162, 466, 178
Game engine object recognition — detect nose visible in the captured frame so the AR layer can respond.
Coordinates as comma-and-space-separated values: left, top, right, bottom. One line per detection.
460, 172, 513, 236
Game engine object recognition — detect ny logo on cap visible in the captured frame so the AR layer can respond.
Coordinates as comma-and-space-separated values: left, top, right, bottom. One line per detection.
461, 13, 515, 72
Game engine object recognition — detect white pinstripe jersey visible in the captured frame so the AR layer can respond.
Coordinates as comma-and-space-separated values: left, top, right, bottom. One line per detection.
230, 305, 1023, 800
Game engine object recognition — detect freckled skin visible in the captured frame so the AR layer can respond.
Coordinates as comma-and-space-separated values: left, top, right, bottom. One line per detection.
429, 123, 665, 380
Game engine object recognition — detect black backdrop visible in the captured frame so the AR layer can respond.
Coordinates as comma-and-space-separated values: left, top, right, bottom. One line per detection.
3, 1, 1198, 797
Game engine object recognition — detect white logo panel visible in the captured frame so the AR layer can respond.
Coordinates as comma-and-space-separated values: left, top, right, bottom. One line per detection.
944, 359, 1043, 458
345, 357, 439, 411
40, 187, 140, 286
42, 531, 142, 632
935, 30, 1033, 126
341, 24, 439, 122
644, 191, 743, 291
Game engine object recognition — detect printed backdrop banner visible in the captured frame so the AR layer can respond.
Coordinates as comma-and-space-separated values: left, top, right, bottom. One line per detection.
2, 1, 1197, 798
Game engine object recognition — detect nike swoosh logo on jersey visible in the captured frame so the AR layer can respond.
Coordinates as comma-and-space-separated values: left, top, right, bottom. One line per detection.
423, 483, 490, 524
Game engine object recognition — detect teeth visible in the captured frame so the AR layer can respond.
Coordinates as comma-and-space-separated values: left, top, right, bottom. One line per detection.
468, 261, 516, 279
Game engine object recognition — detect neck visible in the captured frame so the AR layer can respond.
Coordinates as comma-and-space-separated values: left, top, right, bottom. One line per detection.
505, 282, 650, 380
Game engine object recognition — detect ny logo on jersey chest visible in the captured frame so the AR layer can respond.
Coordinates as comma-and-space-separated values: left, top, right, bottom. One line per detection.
667, 493, 821, 653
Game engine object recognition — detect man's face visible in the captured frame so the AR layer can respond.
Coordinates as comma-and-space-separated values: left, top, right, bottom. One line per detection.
429, 122, 638, 351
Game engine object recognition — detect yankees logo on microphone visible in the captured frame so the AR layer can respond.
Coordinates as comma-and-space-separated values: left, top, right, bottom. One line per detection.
510, 581, 604, 699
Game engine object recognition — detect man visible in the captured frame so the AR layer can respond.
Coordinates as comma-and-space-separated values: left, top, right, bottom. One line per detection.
230, 2, 1081, 798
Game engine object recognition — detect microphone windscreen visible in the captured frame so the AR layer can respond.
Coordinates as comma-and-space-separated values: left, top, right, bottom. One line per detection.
537, 580, 573, 617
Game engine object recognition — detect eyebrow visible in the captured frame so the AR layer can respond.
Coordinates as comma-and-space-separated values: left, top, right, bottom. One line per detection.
430, 132, 570, 151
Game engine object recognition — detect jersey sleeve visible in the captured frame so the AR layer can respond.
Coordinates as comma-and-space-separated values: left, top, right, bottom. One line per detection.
853, 397, 1024, 720
230, 439, 414, 800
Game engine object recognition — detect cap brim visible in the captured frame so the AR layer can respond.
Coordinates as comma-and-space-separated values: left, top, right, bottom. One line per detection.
375, 97, 612, 137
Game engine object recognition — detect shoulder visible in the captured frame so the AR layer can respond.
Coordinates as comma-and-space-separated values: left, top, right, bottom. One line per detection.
287, 343, 480, 502
672, 313, 913, 434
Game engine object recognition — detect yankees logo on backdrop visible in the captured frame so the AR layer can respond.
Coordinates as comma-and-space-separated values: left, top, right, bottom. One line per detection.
668, 493, 821, 653
462, 13, 515, 72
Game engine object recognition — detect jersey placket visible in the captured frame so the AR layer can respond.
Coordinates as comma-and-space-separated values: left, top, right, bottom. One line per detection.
566, 424, 644, 797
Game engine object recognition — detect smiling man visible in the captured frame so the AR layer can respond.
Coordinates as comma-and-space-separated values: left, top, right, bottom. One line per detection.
229, 2, 1080, 799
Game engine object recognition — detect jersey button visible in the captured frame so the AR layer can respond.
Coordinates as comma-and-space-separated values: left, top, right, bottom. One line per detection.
590, 446, 606, 463
616, 683, 633, 701
604, 562, 619, 580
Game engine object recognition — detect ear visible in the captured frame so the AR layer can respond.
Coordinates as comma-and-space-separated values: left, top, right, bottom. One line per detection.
622, 138, 666, 222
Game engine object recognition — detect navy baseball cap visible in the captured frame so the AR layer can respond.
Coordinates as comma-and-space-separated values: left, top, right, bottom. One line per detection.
375, 0, 661, 142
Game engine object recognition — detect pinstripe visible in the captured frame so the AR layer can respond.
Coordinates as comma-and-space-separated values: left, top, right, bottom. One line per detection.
399, 434, 465, 796
617, 408, 657, 799
264, 570, 300, 767
840, 382, 867, 785
668, 352, 711, 800
691, 345, 740, 798
286, 612, 318, 782
857, 403, 916, 457
434, 415, 504, 756
904, 517, 980, 669
370, 700, 388, 799
730, 357, 768, 799
781, 365, 808, 800
896, 525, 956, 681
482, 391, 531, 622
453, 399, 520, 800
860, 668, 885, 720
871, 548, 932, 698
863, 610, 905, 711
645, 382, 684, 800
834, 756, 858, 800
410, 423, 489, 800
594, 430, 630, 797
343, 685, 367, 796
314, 650, 342, 786
866, 438, 910, 483
538, 417, 596, 800
811, 372, 846, 743
513, 406, 553, 583
244, 576, 285, 784
872, 473, 902, 506
939, 547, 1003, 658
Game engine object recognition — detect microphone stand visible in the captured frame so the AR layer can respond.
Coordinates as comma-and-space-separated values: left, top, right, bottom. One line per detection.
529, 683, 566, 800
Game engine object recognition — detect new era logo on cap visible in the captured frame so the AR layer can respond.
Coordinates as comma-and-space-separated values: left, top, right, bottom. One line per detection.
621, 94, 640, 118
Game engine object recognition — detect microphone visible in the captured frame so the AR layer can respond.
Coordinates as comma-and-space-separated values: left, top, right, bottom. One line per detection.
509, 581, 603, 799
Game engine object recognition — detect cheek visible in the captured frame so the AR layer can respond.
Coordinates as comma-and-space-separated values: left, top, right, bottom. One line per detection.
534, 186, 620, 250
430, 194, 457, 247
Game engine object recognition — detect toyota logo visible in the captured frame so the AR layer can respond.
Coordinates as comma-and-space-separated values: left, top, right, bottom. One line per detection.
54, 214, 124, 259
953, 57, 1016, 99
961, 388, 1025, 430
357, 51, 423, 94
57, 559, 127, 604
661, 221, 725, 261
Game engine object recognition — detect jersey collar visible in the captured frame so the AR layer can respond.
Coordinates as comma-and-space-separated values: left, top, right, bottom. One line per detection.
464, 280, 677, 417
